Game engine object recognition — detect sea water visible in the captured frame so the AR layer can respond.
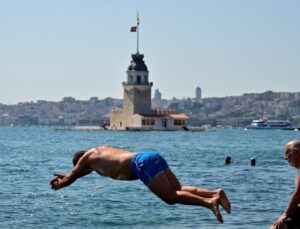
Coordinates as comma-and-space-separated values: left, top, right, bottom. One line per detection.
0, 127, 299, 229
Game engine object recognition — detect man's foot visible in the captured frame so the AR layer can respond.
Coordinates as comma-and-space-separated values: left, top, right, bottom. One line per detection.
210, 197, 224, 223
217, 189, 231, 214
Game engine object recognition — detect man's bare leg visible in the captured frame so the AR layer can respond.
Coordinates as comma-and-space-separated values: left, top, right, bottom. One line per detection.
148, 170, 224, 223
164, 169, 231, 214
174, 190, 224, 223
182, 186, 231, 214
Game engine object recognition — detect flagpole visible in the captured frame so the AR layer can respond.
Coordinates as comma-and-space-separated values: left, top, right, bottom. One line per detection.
137, 12, 139, 54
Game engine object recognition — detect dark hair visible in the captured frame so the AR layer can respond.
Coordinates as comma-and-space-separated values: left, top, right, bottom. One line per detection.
73, 150, 87, 166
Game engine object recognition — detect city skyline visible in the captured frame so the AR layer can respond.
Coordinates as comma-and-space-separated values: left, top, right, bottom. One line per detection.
1, 1, 300, 104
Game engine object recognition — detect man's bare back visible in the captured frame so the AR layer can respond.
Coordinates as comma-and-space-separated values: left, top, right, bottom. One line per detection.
84, 146, 137, 180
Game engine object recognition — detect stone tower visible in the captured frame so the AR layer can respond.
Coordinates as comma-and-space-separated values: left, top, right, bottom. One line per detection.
110, 15, 188, 130
122, 53, 153, 117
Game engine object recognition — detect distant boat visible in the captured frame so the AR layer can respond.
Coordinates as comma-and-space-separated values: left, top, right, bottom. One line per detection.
245, 118, 295, 130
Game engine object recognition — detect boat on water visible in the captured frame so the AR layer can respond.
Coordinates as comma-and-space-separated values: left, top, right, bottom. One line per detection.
245, 118, 295, 130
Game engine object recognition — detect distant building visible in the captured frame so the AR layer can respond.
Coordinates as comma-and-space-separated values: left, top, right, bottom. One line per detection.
154, 89, 162, 100
152, 88, 165, 110
89, 97, 99, 103
195, 87, 202, 100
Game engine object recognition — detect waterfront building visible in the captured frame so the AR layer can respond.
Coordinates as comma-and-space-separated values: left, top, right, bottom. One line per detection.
110, 16, 188, 130
110, 52, 188, 130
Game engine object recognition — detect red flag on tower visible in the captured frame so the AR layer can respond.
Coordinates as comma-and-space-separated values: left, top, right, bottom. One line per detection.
130, 26, 137, 32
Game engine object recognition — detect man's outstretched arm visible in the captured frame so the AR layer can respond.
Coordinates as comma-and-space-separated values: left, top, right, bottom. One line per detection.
50, 171, 78, 190
50, 155, 91, 190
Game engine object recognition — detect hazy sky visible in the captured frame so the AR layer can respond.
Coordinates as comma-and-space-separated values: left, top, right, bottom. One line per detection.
1, 1, 299, 104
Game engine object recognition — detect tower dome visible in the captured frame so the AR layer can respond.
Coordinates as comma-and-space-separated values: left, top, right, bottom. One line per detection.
127, 53, 148, 71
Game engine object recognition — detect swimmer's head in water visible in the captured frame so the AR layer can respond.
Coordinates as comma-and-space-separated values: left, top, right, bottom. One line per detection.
73, 150, 87, 166
225, 156, 231, 164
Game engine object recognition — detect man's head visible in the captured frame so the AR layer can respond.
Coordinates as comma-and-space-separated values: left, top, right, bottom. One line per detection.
73, 150, 87, 166
285, 140, 300, 169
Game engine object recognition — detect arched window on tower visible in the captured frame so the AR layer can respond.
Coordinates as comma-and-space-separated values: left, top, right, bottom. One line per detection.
129, 75, 133, 83
137, 76, 141, 85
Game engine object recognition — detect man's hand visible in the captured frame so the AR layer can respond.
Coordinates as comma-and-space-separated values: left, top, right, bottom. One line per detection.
270, 214, 288, 229
50, 173, 65, 190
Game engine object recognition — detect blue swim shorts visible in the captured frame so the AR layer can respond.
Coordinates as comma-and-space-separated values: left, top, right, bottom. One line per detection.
131, 151, 169, 186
